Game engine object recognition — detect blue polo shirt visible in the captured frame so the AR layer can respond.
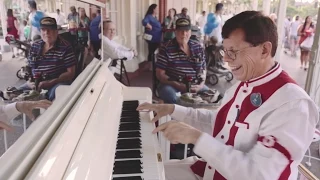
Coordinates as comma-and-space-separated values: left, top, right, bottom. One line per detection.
28, 37, 76, 80
156, 38, 206, 79
90, 15, 101, 42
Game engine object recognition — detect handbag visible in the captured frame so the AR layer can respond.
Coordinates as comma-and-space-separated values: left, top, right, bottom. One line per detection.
143, 33, 152, 41
300, 34, 314, 51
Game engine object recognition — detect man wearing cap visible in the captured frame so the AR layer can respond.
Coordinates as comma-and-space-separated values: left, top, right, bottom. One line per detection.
156, 18, 208, 104
18, 17, 76, 101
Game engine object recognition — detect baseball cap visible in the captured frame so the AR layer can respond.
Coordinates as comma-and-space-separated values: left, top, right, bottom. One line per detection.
176, 18, 191, 30
40, 17, 58, 30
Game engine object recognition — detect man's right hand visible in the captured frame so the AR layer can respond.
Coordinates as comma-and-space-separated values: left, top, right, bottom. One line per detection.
136, 103, 175, 122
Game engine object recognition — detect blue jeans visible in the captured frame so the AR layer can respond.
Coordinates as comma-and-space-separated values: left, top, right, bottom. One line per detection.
157, 84, 209, 104
18, 82, 70, 101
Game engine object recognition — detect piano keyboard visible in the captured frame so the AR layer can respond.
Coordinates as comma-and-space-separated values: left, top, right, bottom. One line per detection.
112, 100, 162, 180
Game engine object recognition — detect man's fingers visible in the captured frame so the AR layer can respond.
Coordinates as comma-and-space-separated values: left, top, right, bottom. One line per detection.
0, 121, 13, 132
136, 102, 155, 111
151, 113, 162, 123
152, 122, 169, 134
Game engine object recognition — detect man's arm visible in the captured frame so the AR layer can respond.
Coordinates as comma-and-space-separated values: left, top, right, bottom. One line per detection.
0, 103, 20, 122
170, 104, 218, 134
193, 99, 318, 180
103, 37, 134, 60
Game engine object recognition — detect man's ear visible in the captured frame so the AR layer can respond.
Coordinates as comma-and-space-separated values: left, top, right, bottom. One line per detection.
261, 41, 272, 59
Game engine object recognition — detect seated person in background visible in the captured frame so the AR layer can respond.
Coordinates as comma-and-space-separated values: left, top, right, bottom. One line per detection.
156, 18, 208, 104
18, 17, 76, 101
102, 20, 137, 60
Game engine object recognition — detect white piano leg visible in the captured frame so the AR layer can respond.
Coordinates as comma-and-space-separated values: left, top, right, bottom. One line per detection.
159, 115, 171, 161
184, 144, 188, 159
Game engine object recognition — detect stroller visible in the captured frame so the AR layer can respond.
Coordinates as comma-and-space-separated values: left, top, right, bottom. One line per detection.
205, 40, 233, 86
5, 34, 31, 58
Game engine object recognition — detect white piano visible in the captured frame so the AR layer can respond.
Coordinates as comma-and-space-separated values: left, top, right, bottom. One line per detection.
0, 59, 165, 180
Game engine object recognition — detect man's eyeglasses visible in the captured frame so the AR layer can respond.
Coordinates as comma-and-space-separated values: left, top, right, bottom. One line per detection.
220, 46, 255, 60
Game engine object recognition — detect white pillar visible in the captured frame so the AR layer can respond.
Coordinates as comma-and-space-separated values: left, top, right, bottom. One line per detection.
0, 0, 7, 37
305, 7, 320, 102
274, 0, 287, 62
251, 0, 258, 10
262, 0, 271, 15
202, 0, 208, 13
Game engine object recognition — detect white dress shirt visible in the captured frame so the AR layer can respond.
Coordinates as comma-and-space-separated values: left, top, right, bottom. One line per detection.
102, 36, 134, 60
170, 63, 318, 180
0, 103, 20, 122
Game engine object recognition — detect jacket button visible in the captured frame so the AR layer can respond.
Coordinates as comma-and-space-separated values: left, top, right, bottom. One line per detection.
228, 121, 231, 124
236, 105, 239, 108
243, 90, 247, 93
208, 166, 212, 169
221, 135, 224, 139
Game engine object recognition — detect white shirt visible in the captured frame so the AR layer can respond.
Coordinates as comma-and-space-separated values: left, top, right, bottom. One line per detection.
197, 15, 207, 29
209, 13, 223, 45
102, 36, 134, 60
0, 103, 20, 122
290, 21, 301, 36
170, 63, 318, 180
28, 11, 41, 40
56, 14, 66, 26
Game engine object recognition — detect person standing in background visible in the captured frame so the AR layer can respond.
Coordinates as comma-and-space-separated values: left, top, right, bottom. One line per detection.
290, 16, 301, 57
55, 9, 66, 26
196, 11, 207, 35
90, 9, 102, 59
210, 3, 224, 45
78, 8, 90, 47
142, 4, 162, 70
6, 9, 19, 58
163, 8, 177, 42
67, 6, 79, 46
176, 7, 190, 20
28, 1, 45, 41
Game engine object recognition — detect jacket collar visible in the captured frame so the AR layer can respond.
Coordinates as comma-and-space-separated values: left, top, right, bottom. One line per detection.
244, 62, 281, 87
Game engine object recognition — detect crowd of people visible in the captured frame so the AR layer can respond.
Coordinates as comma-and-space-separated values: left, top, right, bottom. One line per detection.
0, 1, 319, 180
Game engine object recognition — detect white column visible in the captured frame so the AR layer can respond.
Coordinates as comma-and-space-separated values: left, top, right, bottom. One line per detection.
262, 0, 271, 15
202, 0, 208, 13
305, 7, 320, 103
274, 0, 287, 62
251, 0, 258, 10
0, 0, 7, 37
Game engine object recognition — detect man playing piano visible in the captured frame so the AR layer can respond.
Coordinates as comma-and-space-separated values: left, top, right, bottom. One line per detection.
137, 11, 319, 180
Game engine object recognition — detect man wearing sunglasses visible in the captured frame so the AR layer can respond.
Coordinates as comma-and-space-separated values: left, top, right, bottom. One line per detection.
138, 11, 318, 180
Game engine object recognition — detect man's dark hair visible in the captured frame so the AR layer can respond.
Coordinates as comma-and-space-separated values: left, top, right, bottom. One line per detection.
215, 3, 223, 12
97, 9, 101, 14
28, 1, 37, 10
56, 9, 60, 12
222, 11, 278, 57
295, 16, 299, 20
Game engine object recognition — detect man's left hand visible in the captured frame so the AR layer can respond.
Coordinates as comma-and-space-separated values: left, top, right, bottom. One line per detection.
152, 120, 202, 144
190, 84, 203, 93
38, 80, 54, 90
16, 100, 52, 120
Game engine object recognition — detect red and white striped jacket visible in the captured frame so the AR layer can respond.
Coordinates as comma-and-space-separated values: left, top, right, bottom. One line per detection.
171, 63, 319, 180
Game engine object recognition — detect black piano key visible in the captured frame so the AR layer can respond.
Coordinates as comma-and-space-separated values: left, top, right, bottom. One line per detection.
113, 176, 143, 180
114, 160, 142, 167
115, 150, 142, 159
119, 123, 141, 131
117, 139, 141, 150
118, 131, 141, 138
113, 167, 143, 174
120, 117, 140, 123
